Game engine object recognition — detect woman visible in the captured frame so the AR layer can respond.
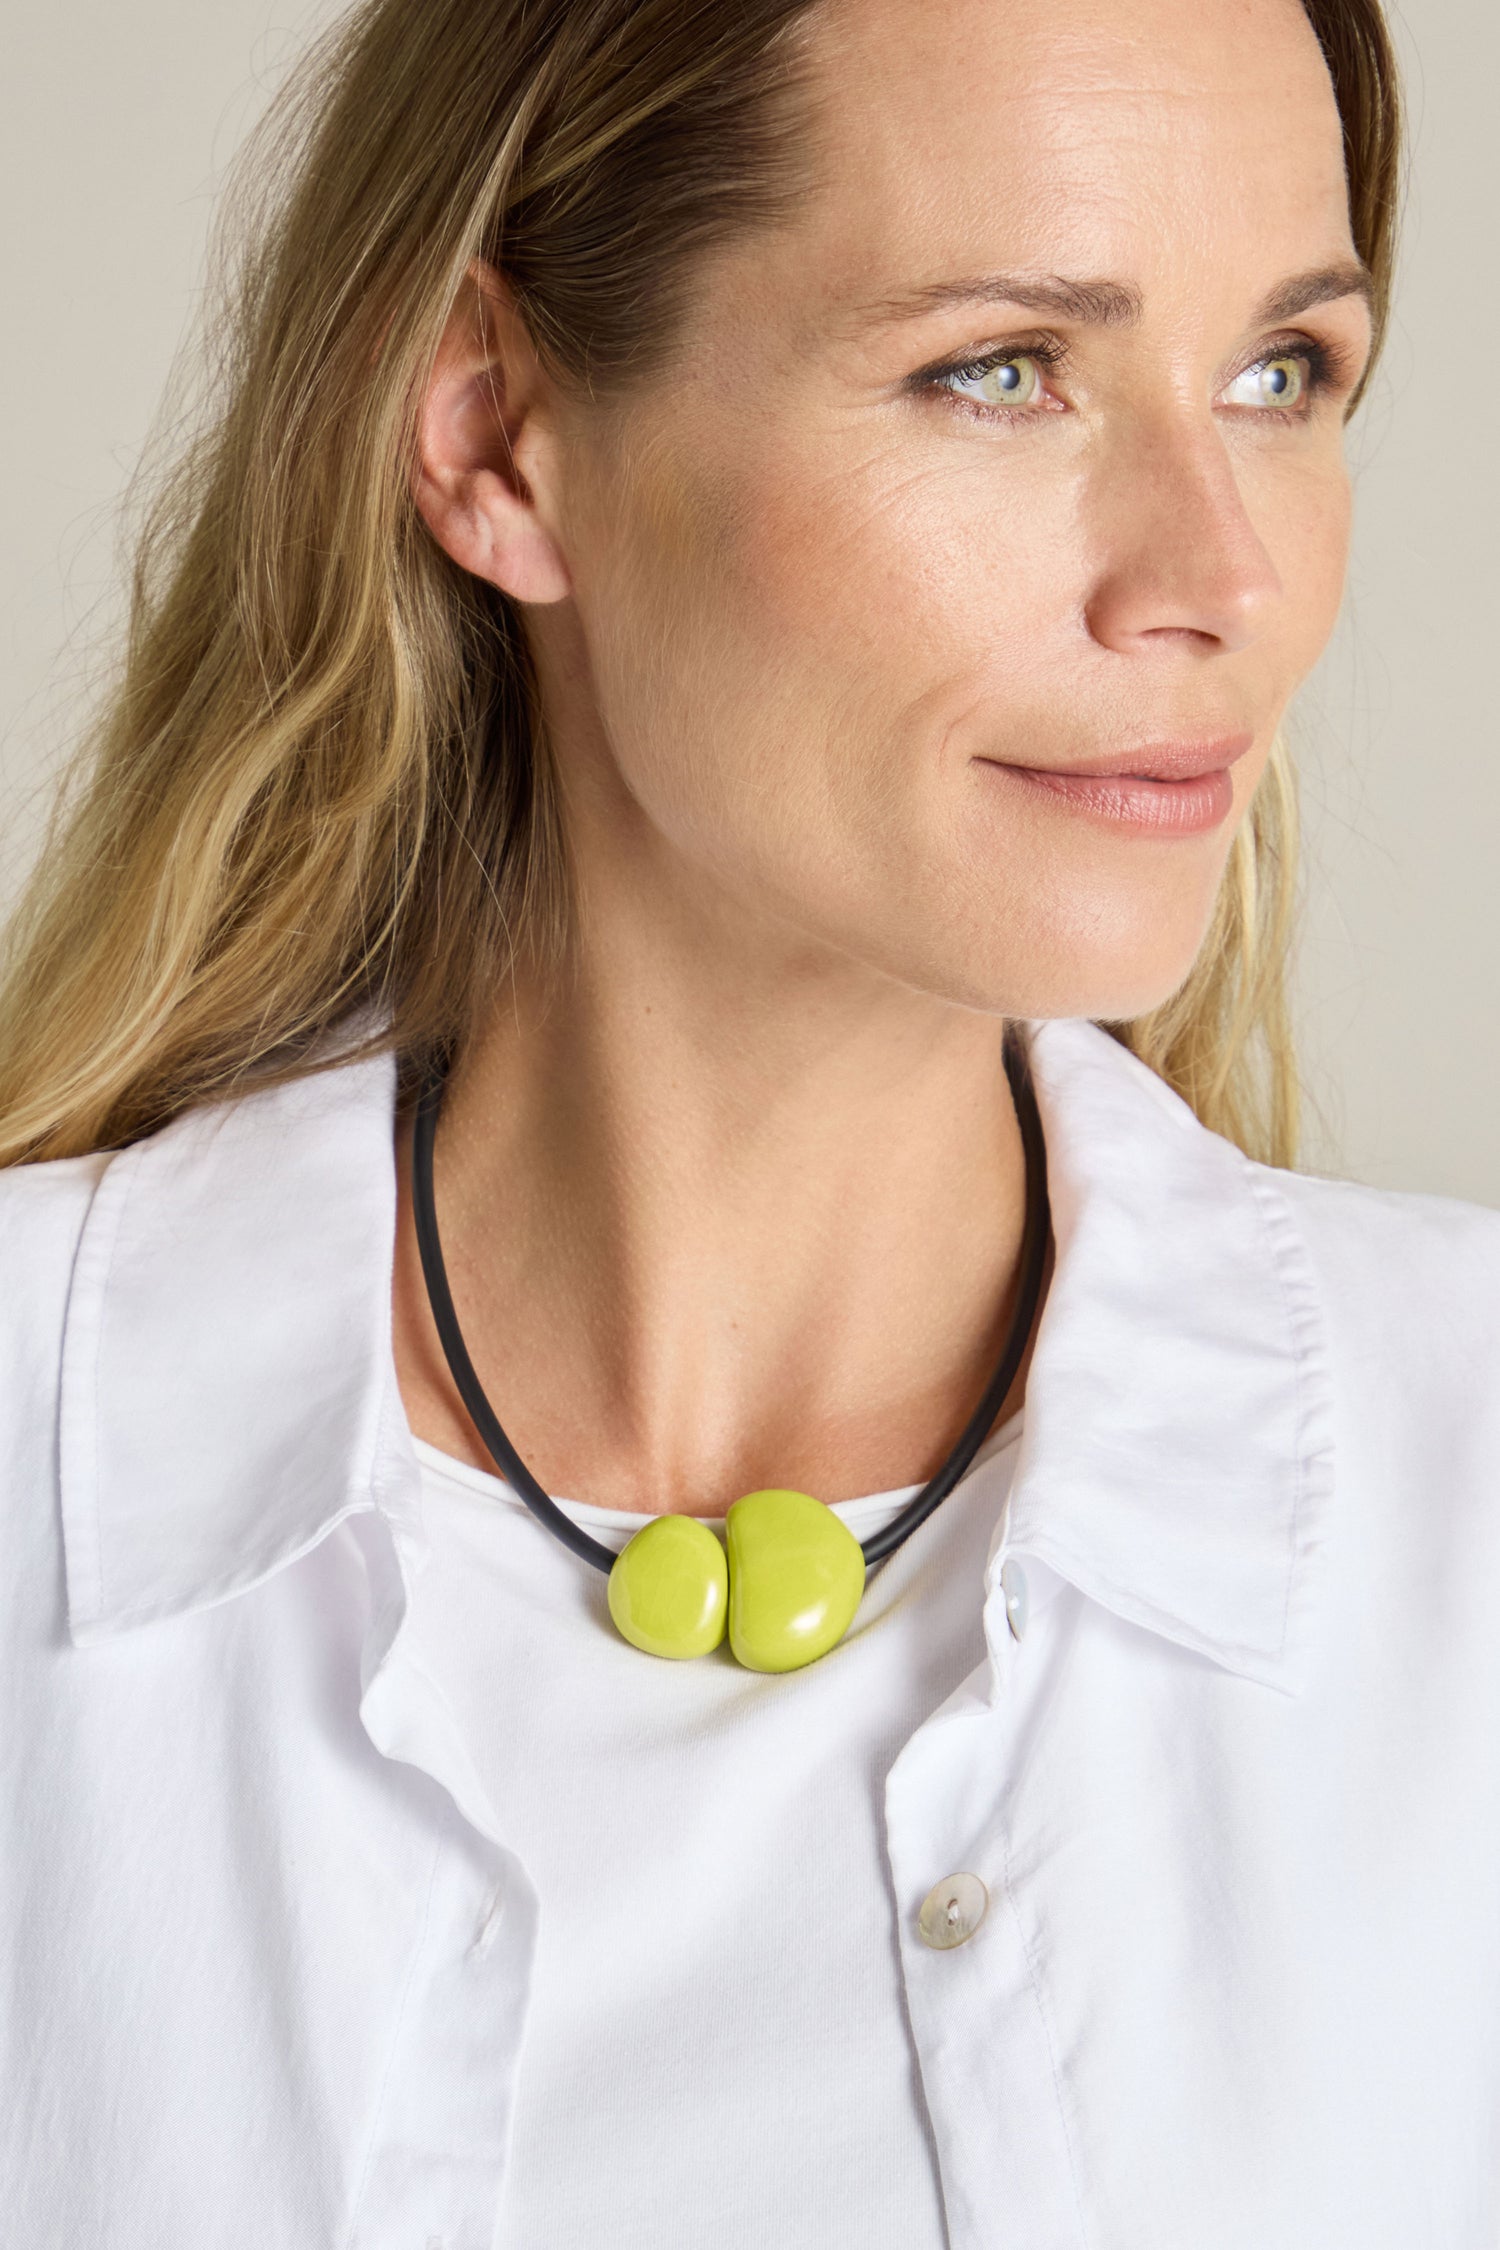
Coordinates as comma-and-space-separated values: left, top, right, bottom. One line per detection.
4, 0, 1497, 2241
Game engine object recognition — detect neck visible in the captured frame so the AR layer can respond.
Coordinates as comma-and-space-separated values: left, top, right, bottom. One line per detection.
392, 879, 1036, 1515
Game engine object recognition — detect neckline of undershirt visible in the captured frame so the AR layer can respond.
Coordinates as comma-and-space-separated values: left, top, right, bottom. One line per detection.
413, 1410, 1023, 1551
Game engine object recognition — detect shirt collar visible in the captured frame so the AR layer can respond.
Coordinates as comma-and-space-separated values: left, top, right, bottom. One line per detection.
59, 1037, 422, 1645
60, 1017, 1333, 1693
999, 1020, 1333, 1695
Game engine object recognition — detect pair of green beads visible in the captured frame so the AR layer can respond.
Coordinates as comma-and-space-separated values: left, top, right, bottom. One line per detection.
606, 1487, 866, 1671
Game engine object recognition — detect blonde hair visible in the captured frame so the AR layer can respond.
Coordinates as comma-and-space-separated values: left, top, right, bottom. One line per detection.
0, 0, 1401, 1169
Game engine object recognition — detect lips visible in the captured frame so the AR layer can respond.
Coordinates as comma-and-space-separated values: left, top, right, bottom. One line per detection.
996, 733, 1255, 783
976, 733, 1254, 837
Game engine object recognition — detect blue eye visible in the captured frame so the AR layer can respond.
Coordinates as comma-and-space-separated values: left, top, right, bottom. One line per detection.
1225, 354, 1311, 411
915, 333, 1342, 424
942, 353, 1045, 410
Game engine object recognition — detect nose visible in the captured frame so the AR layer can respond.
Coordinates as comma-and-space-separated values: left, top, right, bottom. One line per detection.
1083, 410, 1283, 657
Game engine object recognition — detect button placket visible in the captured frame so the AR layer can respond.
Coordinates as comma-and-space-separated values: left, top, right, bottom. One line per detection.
889, 1544, 1089, 2248
350, 1558, 540, 2250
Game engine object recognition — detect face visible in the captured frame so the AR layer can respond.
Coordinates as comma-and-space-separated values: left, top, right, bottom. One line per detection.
510, 0, 1375, 1020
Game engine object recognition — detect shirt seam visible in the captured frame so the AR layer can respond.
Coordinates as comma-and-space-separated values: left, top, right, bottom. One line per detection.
999, 1809, 1095, 2249
1243, 1168, 1306, 1663
1242, 1161, 1335, 1673
58, 1138, 140, 1628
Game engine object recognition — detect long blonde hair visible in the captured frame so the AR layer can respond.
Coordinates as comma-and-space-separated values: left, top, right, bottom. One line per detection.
0, 0, 1401, 1168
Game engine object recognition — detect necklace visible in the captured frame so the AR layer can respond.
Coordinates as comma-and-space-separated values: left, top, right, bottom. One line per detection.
410, 1027, 1050, 1672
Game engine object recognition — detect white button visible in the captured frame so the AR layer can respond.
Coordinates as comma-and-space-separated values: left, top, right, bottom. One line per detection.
1000, 1556, 1028, 1640
917, 1871, 989, 1949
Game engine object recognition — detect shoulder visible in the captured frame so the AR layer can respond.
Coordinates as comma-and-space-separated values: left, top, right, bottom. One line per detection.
1269, 1161, 1500, 1373
0, 1041, 399, 1439
1259, 1162, 1500, 1581
0, 1146, 114, 1429
0, 1143, 111, 1245
0, 1150, 114, 1639
0, 1148, 114, 1369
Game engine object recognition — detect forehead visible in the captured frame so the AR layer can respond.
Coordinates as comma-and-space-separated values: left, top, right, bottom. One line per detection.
777, 0, 1354, 323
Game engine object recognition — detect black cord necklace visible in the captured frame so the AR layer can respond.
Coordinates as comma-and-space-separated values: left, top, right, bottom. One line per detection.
410, 1026, 1050, 1671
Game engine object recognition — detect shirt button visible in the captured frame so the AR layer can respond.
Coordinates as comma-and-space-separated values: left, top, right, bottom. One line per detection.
1000, 1556, 1028, 1640
917, 1871, 989, 1950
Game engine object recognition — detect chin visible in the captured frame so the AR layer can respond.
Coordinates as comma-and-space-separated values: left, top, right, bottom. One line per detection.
1020, 933, 1220, 1024
886, 871, 1224, 1025
881, 936, 1209, 1030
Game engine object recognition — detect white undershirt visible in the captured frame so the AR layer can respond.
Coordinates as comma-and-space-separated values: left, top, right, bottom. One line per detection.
403, 1418, 1021, 2250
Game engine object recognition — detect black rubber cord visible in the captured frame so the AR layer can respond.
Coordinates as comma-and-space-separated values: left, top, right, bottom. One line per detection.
860, 1031, 1050, 1566
410, 1027, 1051, 1577
411, 1072, 620, 1574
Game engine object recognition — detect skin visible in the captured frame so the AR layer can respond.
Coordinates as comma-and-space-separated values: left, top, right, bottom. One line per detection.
392, 0, 1374, 1516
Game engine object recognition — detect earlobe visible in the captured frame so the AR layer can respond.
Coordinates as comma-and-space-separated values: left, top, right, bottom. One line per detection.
410, 262, 574, 605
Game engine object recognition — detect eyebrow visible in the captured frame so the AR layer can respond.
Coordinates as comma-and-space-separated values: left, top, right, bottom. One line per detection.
852, 261, 1376, 332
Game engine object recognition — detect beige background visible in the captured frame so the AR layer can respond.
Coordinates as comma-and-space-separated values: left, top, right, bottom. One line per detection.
2, 0, 1494, 1203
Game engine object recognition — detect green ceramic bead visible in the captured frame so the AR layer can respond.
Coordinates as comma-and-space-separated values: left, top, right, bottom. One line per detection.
607, 1514, 728, 1658
725, 1488, 866, 1672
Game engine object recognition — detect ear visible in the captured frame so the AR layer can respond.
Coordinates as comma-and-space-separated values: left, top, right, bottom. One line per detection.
411, 260, 573, 604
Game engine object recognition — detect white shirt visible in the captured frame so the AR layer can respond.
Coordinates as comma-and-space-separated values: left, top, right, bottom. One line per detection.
5, 1015, 1500, 2249
409, 1426, 1019, 2250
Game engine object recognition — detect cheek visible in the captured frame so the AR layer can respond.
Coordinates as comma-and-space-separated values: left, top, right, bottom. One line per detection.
720, 437, 1085, 783
567, 438, 771, 822
583, 430, 999, 855
1257, 450, 1354, 675
588, 363, 1093, 847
